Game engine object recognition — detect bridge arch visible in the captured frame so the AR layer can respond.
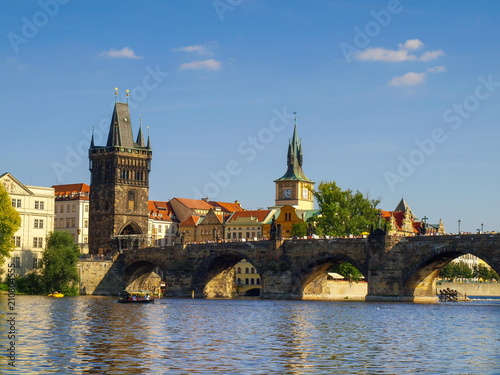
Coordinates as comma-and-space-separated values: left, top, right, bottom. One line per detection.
402, 239, 500, 301
123, 260, 163, 292
192, 250, 262, 298
294, 252, 368, 300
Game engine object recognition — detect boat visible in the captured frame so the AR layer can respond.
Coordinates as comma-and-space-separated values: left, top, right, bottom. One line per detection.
117, 290, 154, 304
48, 292, 64, 298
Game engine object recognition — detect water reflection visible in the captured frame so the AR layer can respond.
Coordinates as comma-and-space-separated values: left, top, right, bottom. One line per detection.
1, 296, 499, 374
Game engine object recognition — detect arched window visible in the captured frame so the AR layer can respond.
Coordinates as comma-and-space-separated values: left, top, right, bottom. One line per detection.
251, 267, 255, 273
245, 267, 249, 274
237, 278, 241, 285
128, 190, 136, 211
245, 278, 249, 285
256, 278, 260, 285
237, 267, 241, 273
251, 278, 255, 285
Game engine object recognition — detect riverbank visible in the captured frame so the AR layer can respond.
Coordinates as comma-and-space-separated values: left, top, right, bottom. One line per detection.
438, 282, 500, 296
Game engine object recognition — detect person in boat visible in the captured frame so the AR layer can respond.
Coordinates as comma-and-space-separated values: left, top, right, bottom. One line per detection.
145, 294, 150, 300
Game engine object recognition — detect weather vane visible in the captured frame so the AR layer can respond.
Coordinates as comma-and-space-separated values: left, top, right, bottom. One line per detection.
114, 87, 119, 102
126, 89, 130, 104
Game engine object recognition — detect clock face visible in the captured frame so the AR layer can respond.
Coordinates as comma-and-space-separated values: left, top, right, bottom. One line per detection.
302, 188, 309, 199
283, 188, 292, 198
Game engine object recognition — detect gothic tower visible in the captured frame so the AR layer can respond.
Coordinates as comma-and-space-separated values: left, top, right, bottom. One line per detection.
88, 102, 152, 254
274, 117, 314, 209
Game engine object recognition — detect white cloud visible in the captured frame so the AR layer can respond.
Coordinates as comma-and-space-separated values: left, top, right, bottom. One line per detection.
427, 65, 446, 73
420, 49, 445, 61
171, 44, 215, 56
355, 40, 444, 63
179, 59, 221, 71
399, 39, 424, 51
355, 48, 417, 62
388, 72, 427, 87
100, 47, 142, 59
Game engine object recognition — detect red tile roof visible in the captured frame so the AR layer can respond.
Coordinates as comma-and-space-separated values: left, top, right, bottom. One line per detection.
173, 198, 214, 211
52, 183, 90, 200
208, 201, 242, 213
148, 200, 176, 221
227, 210, 271, 223
180, 215, 201, 226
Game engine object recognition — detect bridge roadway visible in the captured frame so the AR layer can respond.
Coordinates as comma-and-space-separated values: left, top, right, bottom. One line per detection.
119, 234, 500, 302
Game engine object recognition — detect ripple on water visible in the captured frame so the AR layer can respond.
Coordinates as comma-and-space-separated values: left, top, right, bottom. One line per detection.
1, 296, 499, 374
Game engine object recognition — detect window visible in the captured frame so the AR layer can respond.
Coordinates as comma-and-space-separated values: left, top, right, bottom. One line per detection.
11, 199, 21, 208
35, 201, 45, 210
71, 218, 76, 228
33, 258, 40, 269
34, 219, 44, 229
33, 237, 43, 248
245, 267, 249, 274
60, 205, 64, 213
84, 204, 89, 213
251, 267, 255, 273
251, 278, 255, 285
237, 267, 241, 273
66, 205, 70, 213
13, 257, 20, 268
128, 190, 136, 211
256, 278, 260, 285
245, 278, 249, 285
12, 236, 21, 247
72, 204, 76, 212
66, 218, 70, 228
84, 220, 88, 228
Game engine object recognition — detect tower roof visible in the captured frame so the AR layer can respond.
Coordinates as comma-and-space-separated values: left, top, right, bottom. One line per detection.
106, 102, 136, 148
275, 118, 313, 183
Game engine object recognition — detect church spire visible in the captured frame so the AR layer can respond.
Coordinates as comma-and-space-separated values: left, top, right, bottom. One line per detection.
135, 115, 146, 147
275, 114, 312, 183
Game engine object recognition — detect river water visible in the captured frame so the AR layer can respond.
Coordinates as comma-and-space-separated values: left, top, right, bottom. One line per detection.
1, 296, 499, 374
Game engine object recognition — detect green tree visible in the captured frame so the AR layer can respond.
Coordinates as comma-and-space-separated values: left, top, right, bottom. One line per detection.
330, 262, 363, 282
0, 183, 21, 271
41, 231, 80, 295
313, 181, 380, 236
290, 221, 308, 237
440, 261, 474, 280
473, 263, 499, 281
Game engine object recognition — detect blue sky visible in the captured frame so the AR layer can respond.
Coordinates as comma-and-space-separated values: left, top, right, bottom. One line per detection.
2, 0, 500, 233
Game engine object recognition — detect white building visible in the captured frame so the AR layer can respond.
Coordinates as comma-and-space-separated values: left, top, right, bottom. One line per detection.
148, 201, 178, 246
53, 183, 90, 253
1, 173, 55, 277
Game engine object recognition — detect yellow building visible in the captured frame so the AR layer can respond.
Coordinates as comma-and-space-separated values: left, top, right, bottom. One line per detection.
234, 259, 261, 296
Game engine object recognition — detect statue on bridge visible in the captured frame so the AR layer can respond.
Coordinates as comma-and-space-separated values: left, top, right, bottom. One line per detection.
270, 216, 282, 240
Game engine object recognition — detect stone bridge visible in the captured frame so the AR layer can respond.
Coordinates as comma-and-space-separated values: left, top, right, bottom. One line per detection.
115, 234, 500, 302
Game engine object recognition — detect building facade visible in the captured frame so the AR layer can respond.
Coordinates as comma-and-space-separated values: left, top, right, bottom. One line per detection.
53, 183, 90, 253
88, 102, 152, 254
148, 200, 178, 247
0, 173, 54, 276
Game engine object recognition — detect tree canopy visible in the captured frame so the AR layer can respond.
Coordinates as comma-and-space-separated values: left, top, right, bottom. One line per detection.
312, 181, 380, 236
41, 231, 80, 295
439, 260, 498, 281
0, 183, 21, 271
330, 262, 364, 282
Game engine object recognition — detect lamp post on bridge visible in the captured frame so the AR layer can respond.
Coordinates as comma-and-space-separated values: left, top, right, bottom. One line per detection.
458, 219, 461, 234
481, 223, 484, 234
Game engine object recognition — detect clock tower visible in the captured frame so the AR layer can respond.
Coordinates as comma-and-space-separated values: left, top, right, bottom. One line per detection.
274, 117, 314, 209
